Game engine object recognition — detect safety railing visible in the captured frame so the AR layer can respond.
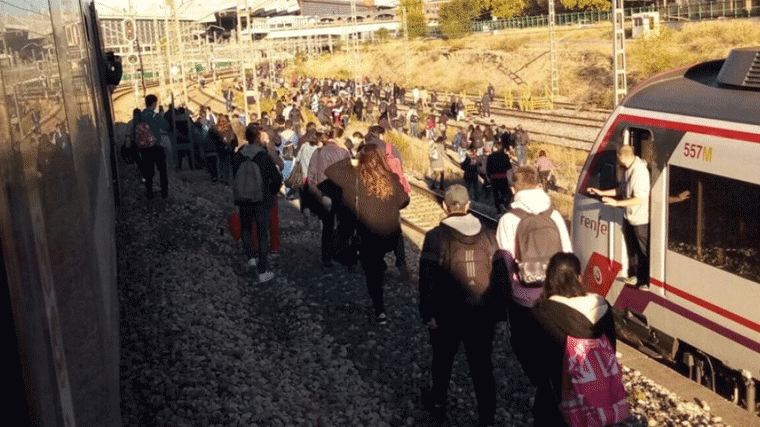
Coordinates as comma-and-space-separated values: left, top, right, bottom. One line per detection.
465, 2, 760, 33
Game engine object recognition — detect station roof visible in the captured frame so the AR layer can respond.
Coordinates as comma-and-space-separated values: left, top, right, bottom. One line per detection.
96, 0, 397, 22
96, 0, 300, 22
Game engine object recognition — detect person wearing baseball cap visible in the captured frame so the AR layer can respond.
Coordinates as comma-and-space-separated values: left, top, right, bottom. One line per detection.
418, 184, 504, 427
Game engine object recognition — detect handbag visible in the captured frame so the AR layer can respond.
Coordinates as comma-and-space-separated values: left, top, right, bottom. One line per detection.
284, 161, 304, 189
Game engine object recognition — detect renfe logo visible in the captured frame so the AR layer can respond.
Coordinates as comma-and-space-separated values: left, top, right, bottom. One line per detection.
580, 214, 608, 239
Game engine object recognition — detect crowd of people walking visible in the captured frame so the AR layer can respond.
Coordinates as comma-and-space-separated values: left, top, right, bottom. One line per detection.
123, 68, 634, 427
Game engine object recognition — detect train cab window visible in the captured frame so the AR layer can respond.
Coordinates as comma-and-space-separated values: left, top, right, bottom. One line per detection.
668, 166, 760, 284
583, 127, 653, 192
628, 127, 654, 166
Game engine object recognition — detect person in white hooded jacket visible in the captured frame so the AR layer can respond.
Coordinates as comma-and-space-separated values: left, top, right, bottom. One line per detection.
494, 167, 572, 390
495, 166, 572, 259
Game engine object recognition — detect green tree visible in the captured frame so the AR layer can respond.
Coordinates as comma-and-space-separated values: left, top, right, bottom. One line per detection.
479, 0, 529, 19
400, 0, 427, 38
559, 0, 610, 10
439, 0, 480, 39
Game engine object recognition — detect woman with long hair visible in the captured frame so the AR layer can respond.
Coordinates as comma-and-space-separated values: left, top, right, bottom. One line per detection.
529, 252, 617, 427
326, 143, 409, 324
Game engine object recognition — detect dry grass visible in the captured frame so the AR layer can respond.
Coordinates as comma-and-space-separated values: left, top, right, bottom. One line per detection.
286, 19, 758, 109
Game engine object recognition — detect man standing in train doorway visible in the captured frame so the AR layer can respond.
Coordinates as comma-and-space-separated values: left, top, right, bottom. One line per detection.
587, 145, 651, 289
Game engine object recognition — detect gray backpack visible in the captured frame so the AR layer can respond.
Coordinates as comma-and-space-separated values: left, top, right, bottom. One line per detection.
512, 208, 562, 287
233, 144, 265, 204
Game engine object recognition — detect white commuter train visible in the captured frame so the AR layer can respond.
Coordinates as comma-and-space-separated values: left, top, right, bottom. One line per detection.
573, 47, 760, 409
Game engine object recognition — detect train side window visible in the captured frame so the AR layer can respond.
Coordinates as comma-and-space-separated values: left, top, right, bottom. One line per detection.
668, 166, 760, 284
583, 149, 618, 191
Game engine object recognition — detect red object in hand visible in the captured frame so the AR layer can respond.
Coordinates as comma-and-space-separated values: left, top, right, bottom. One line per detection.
227, 195, 280, 252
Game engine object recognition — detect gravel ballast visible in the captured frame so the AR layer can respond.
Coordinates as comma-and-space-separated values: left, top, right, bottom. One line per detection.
117, 163, 731, 427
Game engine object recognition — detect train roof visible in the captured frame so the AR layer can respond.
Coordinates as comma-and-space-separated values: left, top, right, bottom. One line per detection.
622, 47, 760, 126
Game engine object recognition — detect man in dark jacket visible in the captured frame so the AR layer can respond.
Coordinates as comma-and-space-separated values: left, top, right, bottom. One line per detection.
233, 123, 283, 283
419, 185, 502, 427
141, 94, 169, 199
486, 140, 513, 214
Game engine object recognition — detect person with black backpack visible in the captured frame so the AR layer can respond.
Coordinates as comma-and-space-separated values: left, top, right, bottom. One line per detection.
494, 166, 571, 395
233, 123, 283, 283
419, 184, 506, 427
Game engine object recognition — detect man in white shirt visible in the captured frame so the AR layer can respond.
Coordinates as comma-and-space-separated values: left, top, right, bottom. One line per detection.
588, 145, 651, 289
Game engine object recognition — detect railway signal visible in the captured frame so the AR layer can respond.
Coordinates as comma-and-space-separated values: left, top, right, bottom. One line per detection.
123, 18, 136, 42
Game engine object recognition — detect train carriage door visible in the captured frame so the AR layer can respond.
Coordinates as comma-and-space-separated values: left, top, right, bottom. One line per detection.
629, 127, 662, 286
574, 131, 626, 299
574, 124, 654, 301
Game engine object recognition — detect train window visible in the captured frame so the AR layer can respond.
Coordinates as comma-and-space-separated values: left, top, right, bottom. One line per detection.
583, 148, 618, 191
668, 166, 760, 284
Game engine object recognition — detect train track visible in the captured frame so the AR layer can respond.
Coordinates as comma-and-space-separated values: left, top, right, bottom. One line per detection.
488, 104, 607, 129
401, 182, 498, 237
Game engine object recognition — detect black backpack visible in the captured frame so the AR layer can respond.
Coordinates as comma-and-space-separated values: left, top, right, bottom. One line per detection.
512, 208, 562, 287
233, 145, 265, 204
441, 228, 497, 306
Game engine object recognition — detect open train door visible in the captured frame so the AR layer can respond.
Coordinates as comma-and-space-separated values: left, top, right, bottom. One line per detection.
574, 133, 628, 301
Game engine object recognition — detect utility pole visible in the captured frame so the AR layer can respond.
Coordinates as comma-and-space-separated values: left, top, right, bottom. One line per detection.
548, 0, 558, 100
163, 9, 173, 105
168, 0, 188, 106
401, 7, 410, 87
237, 0, 261, 121
350, 0, 359, 90
127, 0, 139, 108
613, 0, 627, 105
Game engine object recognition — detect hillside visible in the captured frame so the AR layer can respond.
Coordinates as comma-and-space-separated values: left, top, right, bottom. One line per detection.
288, 19, 760, 108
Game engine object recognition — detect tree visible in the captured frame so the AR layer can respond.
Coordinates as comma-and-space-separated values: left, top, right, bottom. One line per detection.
439, 0, 480, 39
400, 0, 427, 38
479, 0, 529, 19
559, 0, 610, 10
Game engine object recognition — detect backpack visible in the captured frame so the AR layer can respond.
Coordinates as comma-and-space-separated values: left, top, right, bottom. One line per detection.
233, 145, 265, 204
385, 142, 410, 193
441, 228, 497, 306
559, 335, 629, 427
135, 117, 156, 149
512, 208, 562, 287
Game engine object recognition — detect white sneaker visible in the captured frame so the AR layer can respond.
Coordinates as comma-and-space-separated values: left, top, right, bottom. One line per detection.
258, 271, 274, 283
247, 258, 258, 267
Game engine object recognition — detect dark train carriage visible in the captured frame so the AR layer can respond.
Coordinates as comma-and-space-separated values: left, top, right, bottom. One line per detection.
0, 0, 121, 425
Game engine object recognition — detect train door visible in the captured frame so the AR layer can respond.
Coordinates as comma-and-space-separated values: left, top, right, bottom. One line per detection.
574, 124, 654, 302
574, 128, 627, 299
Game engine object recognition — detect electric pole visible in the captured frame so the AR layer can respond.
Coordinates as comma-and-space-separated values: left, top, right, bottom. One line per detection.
613, 0, 627, 104
548, 0, 558, 100
168, 0, 188, 106
350, 0, 359, 90
402, 7, 410, 87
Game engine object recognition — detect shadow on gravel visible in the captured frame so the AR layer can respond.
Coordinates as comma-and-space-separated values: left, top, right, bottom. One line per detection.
117, 159, 537, 427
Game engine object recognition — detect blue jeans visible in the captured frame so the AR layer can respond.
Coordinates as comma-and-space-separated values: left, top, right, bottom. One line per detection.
516, 145, 527, 166
410, 123, 419, 139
